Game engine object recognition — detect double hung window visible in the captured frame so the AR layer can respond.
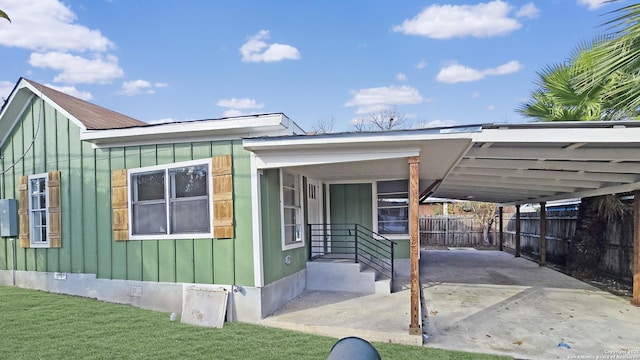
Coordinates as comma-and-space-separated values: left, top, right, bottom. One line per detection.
28, 174, 49, 246
281, 170, 303, 249
130, 160, 211, 239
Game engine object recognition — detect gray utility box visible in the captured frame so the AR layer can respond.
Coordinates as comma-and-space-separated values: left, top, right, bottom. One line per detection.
0, 199, 19, 237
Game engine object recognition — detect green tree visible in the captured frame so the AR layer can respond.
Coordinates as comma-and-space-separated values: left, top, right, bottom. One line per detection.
517, 40, 635, 121
517, 6, 640, 277
574, 3, 640, 116
0, 9, 9, 22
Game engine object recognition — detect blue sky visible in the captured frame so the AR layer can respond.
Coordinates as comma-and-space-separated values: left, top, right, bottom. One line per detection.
0, 0, 627, 132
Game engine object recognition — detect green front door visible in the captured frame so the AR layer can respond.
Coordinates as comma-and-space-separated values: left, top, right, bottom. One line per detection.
329, 183, 373, 229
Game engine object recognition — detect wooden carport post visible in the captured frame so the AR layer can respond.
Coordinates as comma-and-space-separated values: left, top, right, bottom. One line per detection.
498, 206, 504, 251
632, 191, 640, 306
408, 156, 421, 334
515, 204, 521, 257
539, 202, 546, 267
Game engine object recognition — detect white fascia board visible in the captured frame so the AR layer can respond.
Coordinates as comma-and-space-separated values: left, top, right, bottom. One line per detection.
80, 113, 290, 144
1, 80, 86, 149
86, 129, 292, 149
243, 130, 476, 151
475, 127, 640, 144
0, 90, 33, 149
19, 80, 87, 132
253, 147, 421, 169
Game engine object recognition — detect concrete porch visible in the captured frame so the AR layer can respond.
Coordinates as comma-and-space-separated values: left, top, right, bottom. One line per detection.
260, 249, 640, 358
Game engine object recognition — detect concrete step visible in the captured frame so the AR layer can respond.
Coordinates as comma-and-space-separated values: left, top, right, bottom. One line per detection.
306, 261, 376, 294
374, 277, 391, 295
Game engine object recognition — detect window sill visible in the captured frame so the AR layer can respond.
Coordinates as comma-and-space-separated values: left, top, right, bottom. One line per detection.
282, 241, 305, 251
129, 233, 214, 240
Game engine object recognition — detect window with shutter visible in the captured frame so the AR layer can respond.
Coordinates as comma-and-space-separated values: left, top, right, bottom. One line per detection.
113, 155, 234, 240
18, 171, 62, 248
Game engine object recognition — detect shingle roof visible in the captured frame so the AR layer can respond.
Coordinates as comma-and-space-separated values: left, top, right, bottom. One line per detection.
23, 78, 148, 130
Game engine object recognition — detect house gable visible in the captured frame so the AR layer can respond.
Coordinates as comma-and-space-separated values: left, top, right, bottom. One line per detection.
0, 78, 147, 150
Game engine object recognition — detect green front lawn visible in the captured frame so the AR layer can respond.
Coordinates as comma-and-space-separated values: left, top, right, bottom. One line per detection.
0, 285, 509, 359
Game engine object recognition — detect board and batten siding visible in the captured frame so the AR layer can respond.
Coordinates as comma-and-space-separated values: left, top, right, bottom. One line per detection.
260, 168, 308, 285
0, 97, 255, 287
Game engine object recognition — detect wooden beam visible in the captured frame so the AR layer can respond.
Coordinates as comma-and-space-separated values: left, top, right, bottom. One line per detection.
408, 156, 421, 335
499, 206, 504, 252
633, 191, 640, 307
539, 202, 546, 267
515, 204, 521, 257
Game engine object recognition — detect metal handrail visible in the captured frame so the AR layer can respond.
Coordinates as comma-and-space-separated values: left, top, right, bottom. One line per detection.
308, 223, 397, 285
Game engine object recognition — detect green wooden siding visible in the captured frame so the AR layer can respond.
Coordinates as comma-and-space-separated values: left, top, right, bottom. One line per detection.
260, 169, 308, 285
0, 98, 255, 287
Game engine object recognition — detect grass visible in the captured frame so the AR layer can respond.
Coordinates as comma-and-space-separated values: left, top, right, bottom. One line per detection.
0, 285, 510, 359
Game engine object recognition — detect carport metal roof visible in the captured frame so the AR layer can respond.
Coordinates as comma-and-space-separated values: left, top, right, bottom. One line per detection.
243, 121, 640, 205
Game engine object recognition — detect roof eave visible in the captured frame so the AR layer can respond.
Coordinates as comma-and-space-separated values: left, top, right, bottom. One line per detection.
81, 113, 303, 148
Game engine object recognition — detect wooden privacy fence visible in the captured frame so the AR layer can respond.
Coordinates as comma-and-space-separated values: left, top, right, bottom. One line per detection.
502, 210, 576, 264
421, 209, 633, 282
420, 215, 490, 247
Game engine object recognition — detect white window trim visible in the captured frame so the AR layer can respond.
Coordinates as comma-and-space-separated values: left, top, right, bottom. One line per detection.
374, 179, 410, 238
128, 159, 214, 240
280, 169, 305, 251
28, 173, 50, 248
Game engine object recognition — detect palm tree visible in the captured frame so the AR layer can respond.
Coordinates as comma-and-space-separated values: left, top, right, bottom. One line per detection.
574, 3, 640, 115
0, 9, 9, 22
517, 40, 635, 121
517, 40, 637, 278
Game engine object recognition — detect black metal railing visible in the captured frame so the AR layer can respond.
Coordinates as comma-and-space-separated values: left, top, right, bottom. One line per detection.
308, 223, 396, 284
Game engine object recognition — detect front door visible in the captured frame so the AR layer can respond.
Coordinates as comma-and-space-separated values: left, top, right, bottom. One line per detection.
307, 178, 324, 256
329, 183, 373, 229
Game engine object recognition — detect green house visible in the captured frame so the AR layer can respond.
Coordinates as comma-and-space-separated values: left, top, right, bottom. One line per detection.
0, 78, 416, 323
3, 78, 640, 325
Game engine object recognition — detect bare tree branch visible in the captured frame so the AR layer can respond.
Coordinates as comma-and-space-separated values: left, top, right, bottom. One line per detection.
351, 106, 410, 132
310, 117, 335, 134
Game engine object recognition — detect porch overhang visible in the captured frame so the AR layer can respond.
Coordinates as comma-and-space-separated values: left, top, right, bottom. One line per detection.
243, 121, 640, 206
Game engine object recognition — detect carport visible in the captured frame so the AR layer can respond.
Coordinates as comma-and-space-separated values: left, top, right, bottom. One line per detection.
243, 120, 640, 335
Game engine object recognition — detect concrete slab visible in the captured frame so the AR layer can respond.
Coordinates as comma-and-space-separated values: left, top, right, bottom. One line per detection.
260, 250, 640, 359
260, 289, 422, 346
422, 250, 640, 359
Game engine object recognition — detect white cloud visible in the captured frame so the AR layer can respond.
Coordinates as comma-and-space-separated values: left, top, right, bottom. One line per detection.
147, 118, 178, 124
0, 0, 113, 52
436, 60, 523, 83
516, 3, 540, 19
216, 97, 265, 117
415, 60, 427, 70
392, 0, 524, 39
240, 30, 301, 63
396, 73, 408, 82
222, 109, 245, 117
29, 52, 123, 84
216, 98, 264, 109
345, 85, 423, 114
417, 120, 457, 128
472, 91, 480, 99
0, 80, 15, 101
577, 0, 609, 10
43, 83, 93, 100
118, 79, 167, 96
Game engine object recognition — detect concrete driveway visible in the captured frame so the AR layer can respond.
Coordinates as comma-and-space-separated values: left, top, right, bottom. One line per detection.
421, 249, 640, 359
